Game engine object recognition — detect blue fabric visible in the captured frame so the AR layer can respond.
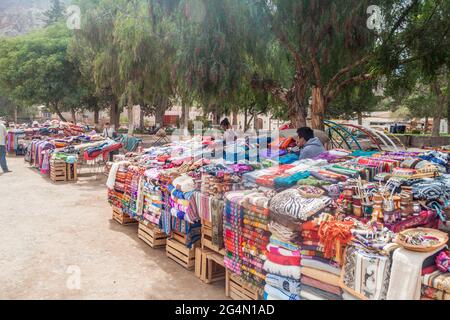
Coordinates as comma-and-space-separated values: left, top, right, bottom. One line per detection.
0, 145, 8, 172
274, 171, 310, 189
278, 153, 299, 164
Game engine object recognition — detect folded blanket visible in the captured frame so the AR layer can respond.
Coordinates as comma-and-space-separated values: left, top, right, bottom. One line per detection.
265, 273, 301, 295
264, 284, 301, 300
267, 244, 301, 266
270, 236, 300, 251
263, 259, 301, 280
269, 188, 331, 221
300, 259, 341, 276
300, 284, 342, 300
341, 244, 391, 300
299, 290, 325, 300
301, 275, 342, 296
300, 267, 341, 287
387, 246, 445, 300
422, 270, 450, 293
421, 285, 450, 300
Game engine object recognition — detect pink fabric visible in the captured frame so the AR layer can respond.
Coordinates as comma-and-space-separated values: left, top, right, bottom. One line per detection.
301, 275, 342, 296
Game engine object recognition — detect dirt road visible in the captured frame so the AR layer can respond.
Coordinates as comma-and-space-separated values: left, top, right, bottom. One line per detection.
0, 156, 226, 299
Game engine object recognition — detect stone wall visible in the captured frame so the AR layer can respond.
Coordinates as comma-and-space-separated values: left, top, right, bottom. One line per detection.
396, 135, 450, 148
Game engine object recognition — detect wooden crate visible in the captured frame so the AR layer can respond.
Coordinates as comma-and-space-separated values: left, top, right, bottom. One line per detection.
225, 270, 261, 300
138, 222, 167, 248
50, 160, 67, 182
66, 163, 77, 181
201, 220, 226, 256
49, 160, 77, 182
166, 238, 197, 270
172, 231, 189, 245
195, 247, 226, 284
112, 206, 137, 225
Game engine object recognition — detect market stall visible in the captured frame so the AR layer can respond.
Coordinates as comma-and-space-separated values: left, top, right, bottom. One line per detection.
105, 133, 450, 300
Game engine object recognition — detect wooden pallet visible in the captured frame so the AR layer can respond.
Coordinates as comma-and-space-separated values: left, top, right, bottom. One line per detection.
138, 222, 167, 248
225, 270, 261, 300
112, 206, 137, 225
201, 220, 226, 256
195, 247, 226, 284
166, 238, 197, 270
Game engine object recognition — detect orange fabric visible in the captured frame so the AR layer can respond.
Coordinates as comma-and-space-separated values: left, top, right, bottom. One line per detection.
318, 218, 354, 265
280, 136, 295, 150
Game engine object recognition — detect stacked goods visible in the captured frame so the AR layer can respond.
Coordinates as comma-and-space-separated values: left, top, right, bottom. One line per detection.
141, 180, 165, 226
223, 192, 245, 276
240, 191, 271, 289
300, 218, 344, 300
124, 165, 145, 219
264, 186, 332, 300
108, 164, 128, 210
104, 135, 450, 300
421, 259, 450, 300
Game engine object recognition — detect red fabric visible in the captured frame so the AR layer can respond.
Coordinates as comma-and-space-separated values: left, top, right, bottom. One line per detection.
422, 265, 438, 276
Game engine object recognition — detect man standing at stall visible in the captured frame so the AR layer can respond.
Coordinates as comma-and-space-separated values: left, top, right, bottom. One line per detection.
0, 120, 12, 174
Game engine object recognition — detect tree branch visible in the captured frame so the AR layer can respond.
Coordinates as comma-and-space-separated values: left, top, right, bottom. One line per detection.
385, 0, 421, 44
327, 73, 374, 101
325, 55, 372, 97
251, 74, 289, 105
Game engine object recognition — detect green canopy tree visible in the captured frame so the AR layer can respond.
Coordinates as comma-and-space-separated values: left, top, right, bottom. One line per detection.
381, 0, 450, 136
0, 23, 83, 122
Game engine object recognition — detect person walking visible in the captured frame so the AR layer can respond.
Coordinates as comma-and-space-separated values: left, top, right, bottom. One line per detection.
0, 121, 12, 173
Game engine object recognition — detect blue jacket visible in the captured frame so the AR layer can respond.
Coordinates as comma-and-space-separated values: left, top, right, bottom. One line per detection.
299, 137, 326, 160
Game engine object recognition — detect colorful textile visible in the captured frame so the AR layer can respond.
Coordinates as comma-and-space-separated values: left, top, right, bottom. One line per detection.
301, 275, 342, 296
263, 259, 301, 280
341, 244, 391, 300
264, 284, 301, 300
265, 274, 301, 295
422, 270, 450, 293
269, 187, 331, 223
421, 285, 450, 300
300, 267, 340, 287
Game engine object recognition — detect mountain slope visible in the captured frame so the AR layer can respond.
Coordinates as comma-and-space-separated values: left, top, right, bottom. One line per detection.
0, 0, 51, 37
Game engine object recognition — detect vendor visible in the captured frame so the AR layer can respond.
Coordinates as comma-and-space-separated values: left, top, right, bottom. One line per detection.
294, 127, 326, 160
102, 122, 116, 139
220, 118, 236, 143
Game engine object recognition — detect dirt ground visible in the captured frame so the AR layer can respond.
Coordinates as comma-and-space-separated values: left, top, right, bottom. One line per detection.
0, 156, 226, 300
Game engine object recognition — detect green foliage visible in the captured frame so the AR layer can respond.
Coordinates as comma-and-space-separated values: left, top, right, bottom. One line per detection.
0, 24, 81, 116
43, 0, 65, 26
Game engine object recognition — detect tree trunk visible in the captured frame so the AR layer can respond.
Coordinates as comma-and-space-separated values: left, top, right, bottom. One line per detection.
127, 105, 134, 135
244, 109, 248, 131
139, 107, 145, 131
431, 80, 445, 137
424, 116, 429, 134
14, 106, 18, 124
71, 108, 77, 123
357, 111, 363, 125
93, 105, 99, 125
155, 104, 165, 128
52, 102, 67, 122
232, 110, 238, 127
311, 86, 325, 130
110, 97, 119, 131
447, 77, 450, 134
253, 111, 258, 130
